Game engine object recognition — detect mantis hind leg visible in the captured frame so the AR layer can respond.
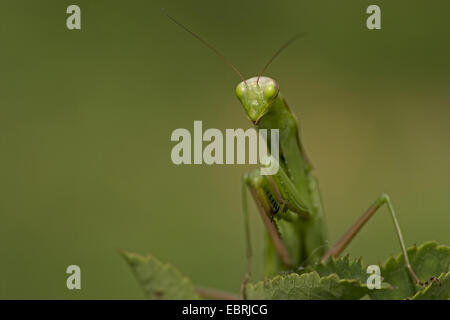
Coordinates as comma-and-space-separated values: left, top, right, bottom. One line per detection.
322, 193, 439, 286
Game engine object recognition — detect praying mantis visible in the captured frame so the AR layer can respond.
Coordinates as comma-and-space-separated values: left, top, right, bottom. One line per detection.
166, 14, 438, 297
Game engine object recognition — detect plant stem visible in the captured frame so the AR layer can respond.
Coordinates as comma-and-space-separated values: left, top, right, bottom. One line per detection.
195, 286, 241, 300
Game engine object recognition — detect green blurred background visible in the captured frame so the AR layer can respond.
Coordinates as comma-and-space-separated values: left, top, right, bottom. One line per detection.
1, 0, 449, 299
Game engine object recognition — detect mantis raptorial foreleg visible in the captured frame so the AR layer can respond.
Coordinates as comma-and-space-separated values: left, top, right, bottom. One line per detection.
241, 173, 289, 298
321, 193, 438, 286
241, 172, 289, 281
240, 174, 253, 298
240, 164, 313, 296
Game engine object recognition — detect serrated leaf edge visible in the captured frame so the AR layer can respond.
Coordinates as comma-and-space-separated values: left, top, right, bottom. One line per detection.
120, 250, 200, 299
246, 271, 369, 298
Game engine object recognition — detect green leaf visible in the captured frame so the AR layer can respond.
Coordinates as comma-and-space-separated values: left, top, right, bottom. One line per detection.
303, 255, 367, 282
120, 242, 449, 300
370, 241, 450, 300
301, 242, 449, 300
121, 250, 200, 300
302, 255, 392, 295
411, 272, 450, 300
245, 272, 370, 300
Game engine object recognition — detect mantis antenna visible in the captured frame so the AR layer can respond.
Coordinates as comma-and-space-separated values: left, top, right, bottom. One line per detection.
256, 33, 306, 85
166, 13, 247, 83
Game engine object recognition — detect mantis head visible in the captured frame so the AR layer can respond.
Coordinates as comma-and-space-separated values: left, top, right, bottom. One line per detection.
235, 76, 279, 124
166, 14, 299, 125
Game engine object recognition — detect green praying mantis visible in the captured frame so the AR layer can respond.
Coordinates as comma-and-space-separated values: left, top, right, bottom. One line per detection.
167, 14, 438, 296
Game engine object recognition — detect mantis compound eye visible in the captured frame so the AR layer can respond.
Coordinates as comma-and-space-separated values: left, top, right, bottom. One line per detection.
235, 82, 246, 99
263, 82, 278, 99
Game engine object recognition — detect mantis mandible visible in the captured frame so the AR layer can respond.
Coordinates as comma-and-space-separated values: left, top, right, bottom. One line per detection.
167, 14, 437, 296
